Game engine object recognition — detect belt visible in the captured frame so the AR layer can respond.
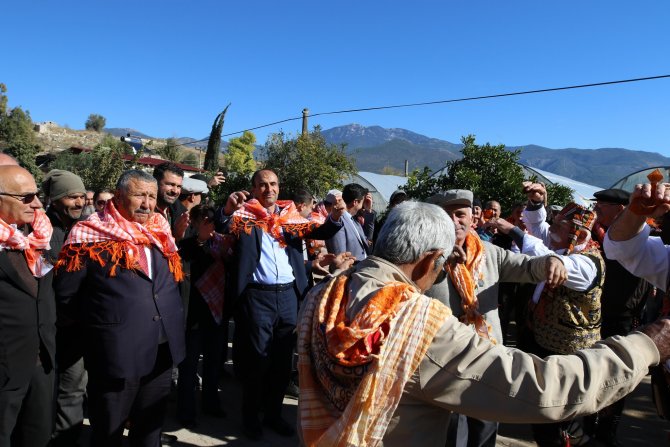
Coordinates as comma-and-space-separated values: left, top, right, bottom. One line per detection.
247, 282, 294, 292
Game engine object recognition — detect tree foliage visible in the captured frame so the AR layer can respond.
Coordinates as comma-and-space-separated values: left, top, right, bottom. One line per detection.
50, 134, 127, 191
157, 137, 183, 162
0, 84, 41, 180
218, 130, 257, 196
204, 104, 230, 172
261, 126, 357, 199
402, 135, 575, 214
181, 152, 198, 167
85, 113, 106, 132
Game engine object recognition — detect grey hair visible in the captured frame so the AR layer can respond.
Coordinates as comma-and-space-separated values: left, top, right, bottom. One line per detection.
116, 170, 157, 192
373, 201, 455, 265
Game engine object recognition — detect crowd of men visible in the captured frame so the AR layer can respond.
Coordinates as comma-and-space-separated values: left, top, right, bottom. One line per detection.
0, 152, 669, 447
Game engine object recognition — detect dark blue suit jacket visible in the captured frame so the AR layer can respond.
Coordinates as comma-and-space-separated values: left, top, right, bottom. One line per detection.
54, 246, 186, 379
219, 212, 342, 304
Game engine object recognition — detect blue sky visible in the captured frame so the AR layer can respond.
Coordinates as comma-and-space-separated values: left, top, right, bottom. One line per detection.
3, 1, 670, 155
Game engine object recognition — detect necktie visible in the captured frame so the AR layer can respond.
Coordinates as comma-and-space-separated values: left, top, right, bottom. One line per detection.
136, 245, 150, 277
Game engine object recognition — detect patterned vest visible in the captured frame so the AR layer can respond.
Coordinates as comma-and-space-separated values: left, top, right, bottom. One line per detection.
531, 246, 605, 355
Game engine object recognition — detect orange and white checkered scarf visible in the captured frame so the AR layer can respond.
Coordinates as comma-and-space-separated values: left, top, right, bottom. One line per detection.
230, 199, 315, 247
0, 209, 53, 276
298, 271, 451, 447
447, 229, 497, 344
56, 201, 183, 281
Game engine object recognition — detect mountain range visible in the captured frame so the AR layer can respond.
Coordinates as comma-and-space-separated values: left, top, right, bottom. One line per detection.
105, 124, 670, 188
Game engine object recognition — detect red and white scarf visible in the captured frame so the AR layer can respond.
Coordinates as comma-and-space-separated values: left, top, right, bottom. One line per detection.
57, 201, 183, 280
0, 209, 53, 276
230, 199, 315, 247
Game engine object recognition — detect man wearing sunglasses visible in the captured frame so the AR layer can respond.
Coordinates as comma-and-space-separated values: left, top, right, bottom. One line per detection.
41, 169, 89, 447
0, 165, 56, 447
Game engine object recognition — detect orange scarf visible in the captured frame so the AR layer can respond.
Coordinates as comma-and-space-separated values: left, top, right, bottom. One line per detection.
56, 201, 183, 281
0, 209, 53, 277
230, 199, 316, 247
298, 271, 451, 446
446, 230, 497, 344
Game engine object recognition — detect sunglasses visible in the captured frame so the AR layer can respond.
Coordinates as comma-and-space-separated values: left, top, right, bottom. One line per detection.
0, 192, 39, 204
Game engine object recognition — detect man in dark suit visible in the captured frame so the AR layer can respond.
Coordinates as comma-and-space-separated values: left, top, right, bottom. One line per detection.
54, 169, 186, 447
218, 169, 345, 440
0, 165, 56, 447
325, 183, 374, 261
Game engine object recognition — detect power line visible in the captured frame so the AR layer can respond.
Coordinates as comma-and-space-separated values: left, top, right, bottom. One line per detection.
190, 74, 670, 143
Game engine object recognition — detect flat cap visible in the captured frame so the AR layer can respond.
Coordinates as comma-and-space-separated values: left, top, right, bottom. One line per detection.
593, 188, 630, 206
427, 189, 473, 208
181, 177, 209, 194
325, 189, 342, 204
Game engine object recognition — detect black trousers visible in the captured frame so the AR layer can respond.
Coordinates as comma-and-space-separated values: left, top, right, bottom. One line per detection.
234, 286, 297, 424
0, 360, 54, 447
87, 343, 173, 447
446, 413, 498, 447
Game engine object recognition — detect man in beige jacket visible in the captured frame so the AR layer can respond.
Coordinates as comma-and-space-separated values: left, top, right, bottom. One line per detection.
298, 201, 670, 447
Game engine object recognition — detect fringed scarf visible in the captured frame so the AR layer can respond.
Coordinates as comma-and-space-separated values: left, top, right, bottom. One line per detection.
298, 271, 451, 447
0, 209, 53, 277
446, 229, 497, 344
56, 201, 183, 281
230, 199, 316, 247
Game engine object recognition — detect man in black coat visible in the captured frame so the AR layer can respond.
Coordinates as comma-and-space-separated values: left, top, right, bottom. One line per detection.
0, 165, 56, 447
54, 170, 186, 447
218, 169, 345, 440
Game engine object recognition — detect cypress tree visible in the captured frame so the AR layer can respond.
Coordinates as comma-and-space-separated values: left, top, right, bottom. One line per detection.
204, 104, 230, 172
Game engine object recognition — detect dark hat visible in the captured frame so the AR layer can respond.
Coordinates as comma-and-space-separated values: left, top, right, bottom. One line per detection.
593, 188, 630, 206
389, 189, 407, 203
42, 169, 86, 201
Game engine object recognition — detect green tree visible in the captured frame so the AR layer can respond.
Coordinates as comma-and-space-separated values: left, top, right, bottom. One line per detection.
157, 137, 183, 162
0, 84, 41, 180
219, 130, 258, 196
402, 135, 575, 213
181, 152, 198, 167
204, 104, 230, 172
261, 126, 357, 199
545, 183, 575, 208
85, 113, 106, 132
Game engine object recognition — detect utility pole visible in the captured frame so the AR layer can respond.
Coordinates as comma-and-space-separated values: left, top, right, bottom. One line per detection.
302, 108, 309, 136
404, 160, 409, 177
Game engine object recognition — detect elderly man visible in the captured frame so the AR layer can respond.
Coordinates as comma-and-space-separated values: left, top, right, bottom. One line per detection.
0, 165, 56, 447
425, 189, 566, 447
54, 170, 185, 446
42, 169, 89, 447
488, 184, 606, 446
219, 169, 345, 440
298, 200, 670, 447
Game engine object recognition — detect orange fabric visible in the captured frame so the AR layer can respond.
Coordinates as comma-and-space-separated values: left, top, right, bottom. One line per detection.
447, 230, 497, 344
56, 201, 183, 281
298, 271, 452, 447
230, 199, 317, 247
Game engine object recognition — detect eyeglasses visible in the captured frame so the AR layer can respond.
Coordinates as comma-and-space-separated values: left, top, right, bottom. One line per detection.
0, 192, 39, 204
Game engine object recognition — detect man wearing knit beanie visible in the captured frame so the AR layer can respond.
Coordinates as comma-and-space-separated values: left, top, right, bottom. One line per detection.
42, 169, 88, 447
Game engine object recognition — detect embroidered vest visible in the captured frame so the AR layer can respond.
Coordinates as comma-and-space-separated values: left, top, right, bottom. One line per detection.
532, 247, 605, 355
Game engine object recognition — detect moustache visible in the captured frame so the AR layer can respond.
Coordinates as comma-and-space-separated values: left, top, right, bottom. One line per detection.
134, 208, 151, 215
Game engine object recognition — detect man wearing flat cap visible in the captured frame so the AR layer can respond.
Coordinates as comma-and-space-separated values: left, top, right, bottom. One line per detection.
42, 169, 89, 446
425, 188, 568, 447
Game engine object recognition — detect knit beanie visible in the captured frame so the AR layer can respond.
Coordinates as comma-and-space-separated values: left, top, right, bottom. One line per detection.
42, 169, 86, 201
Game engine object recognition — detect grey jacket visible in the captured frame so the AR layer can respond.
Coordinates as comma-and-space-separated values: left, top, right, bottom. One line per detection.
334, 257, 660, 447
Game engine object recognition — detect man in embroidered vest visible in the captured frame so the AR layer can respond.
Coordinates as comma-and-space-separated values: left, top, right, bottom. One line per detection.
425, 189, 566, 447
218, 169, 345, 440
54, 169, 186, 447
41, 169, 89, 447
0, 165, 56, 447
488, 182, 604, 446
298, 201, 670, 447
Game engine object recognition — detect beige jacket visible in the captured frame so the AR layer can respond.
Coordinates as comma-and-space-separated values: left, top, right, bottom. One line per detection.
341, 257, 659, 447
